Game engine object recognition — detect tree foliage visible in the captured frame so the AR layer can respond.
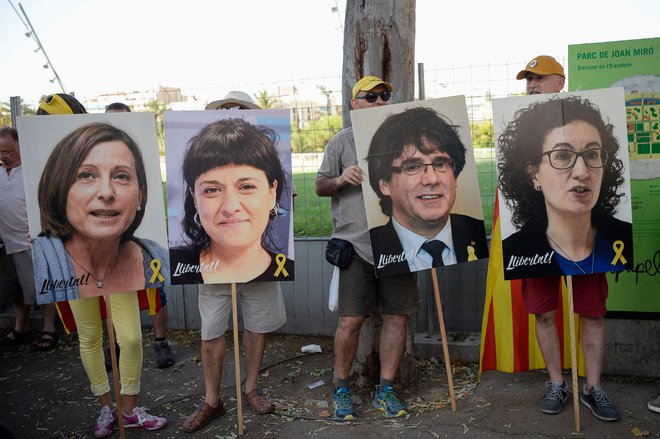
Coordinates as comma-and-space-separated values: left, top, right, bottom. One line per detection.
470, 120, 494, 149
144, 99, 171, 156
0, 100, 36, 127
254, 90, 278, 109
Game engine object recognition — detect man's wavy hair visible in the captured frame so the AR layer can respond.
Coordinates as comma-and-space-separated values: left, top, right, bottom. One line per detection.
366, 106, 466, 216
181, 118, 286, 253
497, 96, 625, 229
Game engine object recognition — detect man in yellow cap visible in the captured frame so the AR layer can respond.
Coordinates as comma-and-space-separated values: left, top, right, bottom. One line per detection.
515, 56, 618, 422
316, 76, 418, 420
516, 55, 565, 95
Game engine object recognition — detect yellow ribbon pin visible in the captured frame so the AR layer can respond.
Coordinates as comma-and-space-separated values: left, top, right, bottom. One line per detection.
611, 240, 627, 266
150, 259, 165, 284
274, 253, 289, 278
467, 244, 478, 261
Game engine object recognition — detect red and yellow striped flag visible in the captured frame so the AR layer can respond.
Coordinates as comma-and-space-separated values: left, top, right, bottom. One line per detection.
479, 192, 585, 377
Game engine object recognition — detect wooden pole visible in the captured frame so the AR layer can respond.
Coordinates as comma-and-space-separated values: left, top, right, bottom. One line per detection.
104, 295, 126, 439
231, 283, 244, 435
430, 269, 457, 412
566, 276, 580, 432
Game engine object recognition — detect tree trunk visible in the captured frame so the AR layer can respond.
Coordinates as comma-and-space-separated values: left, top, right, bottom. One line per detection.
342, 0, 417, 388
342, 0, 416, 127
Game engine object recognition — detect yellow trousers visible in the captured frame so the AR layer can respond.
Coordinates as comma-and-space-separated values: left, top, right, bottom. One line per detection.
68, 291, 142, 396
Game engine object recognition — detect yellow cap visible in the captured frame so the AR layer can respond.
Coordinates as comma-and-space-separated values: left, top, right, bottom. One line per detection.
38, 94, 74, 115
516, 56, 565, 80
352, 76, 393, 99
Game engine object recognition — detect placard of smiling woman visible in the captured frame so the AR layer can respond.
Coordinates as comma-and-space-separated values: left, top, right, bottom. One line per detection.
352, 96, 489, 278
164, 110, 294, 285
16, 113, 170, 304
494, 88, 634, 280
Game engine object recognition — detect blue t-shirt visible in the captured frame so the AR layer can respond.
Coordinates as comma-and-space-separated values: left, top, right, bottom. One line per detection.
554, 232, 627, 275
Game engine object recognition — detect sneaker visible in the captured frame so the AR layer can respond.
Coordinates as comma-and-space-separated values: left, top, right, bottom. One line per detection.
649, 392, 660, 414
540, 381, 569, 414
332, 386, 356, 420
93, 405, 115, 438
372, 385, 407, 418
580, 385, 619, 421
154, 340, 175, 368
123, 406, 168, 430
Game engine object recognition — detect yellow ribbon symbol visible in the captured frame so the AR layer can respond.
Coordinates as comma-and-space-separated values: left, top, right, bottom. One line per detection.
611, 240, 627, 266
150, 259, 165, 284
274, 253, 289, 278
467, 244, 478, 261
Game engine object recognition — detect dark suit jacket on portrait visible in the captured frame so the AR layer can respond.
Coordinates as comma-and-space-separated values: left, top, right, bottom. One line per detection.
370, 213, 489, 278
501, 214, 633, 280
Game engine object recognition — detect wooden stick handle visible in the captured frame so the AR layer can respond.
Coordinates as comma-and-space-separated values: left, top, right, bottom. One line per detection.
430, 269, 457, 412
104, 295, 126, 439
566, 276, 580, 433
231, 283, 244, 435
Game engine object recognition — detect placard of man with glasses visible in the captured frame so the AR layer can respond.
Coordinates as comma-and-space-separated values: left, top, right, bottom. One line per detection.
355, 98, 489, 278
495, 90, 634, 280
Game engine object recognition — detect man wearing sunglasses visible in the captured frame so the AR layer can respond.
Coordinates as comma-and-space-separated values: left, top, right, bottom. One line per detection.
512, 56, 619, 422
365, 107, 488, 277
316, 76, 418, 420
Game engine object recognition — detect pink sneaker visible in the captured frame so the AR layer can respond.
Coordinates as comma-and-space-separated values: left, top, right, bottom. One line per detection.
93, 405, 116, 438
122, 406, 167, 430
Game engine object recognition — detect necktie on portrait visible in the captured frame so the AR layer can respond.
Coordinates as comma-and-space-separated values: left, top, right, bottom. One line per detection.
421, 240, 446, 267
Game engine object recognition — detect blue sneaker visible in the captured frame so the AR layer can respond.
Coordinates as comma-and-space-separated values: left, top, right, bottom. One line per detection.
372, 385, 407, 418
332, 386, 356, 420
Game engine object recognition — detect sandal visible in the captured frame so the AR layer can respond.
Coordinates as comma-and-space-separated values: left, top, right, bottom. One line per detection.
0, 329, 31, 347
245, 388, 274, 414
34, 331, 58, 351
181, 401, 225, 433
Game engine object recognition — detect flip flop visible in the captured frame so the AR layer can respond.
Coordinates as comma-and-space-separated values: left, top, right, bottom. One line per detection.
34, 331, 58, 351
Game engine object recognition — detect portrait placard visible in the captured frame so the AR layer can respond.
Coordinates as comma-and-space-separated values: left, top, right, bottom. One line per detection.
352, 96, 488, 278
164, 110, 294, 285
493, 88, 634, 280
16, 113, 169, 304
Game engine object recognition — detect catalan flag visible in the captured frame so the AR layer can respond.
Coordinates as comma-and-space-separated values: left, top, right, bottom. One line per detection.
479, 192, 585, 377
55, 288, 162, 334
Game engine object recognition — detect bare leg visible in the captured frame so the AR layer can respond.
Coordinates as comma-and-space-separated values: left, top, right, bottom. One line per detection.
202, 336, 227, 407
379, 314, 408, 381
39, 303, 56, 333
242, 331, 266, 394
122, 394, 138, 415
334, 316, 365, 380
535, 310, 563, 381
581, 316, 605, 388
98, 393, 113, 409
152, 306, 168, 340
13, 299, 30, 334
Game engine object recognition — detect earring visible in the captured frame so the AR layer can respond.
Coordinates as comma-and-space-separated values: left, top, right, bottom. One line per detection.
136, 206, 141, 212
194, 212, 201, 226
269, 203, 280, 221
535, 185, 542, 191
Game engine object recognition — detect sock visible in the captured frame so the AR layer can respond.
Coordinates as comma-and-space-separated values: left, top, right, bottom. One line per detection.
379, 379, 393, 389
336, 378, 349, 390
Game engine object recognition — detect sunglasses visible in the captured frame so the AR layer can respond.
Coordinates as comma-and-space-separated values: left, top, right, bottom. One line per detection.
354, 91, 392, 103
40, 95, 55, 104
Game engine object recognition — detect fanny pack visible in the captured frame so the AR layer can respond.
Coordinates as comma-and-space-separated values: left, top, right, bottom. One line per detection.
325, 238, 353, 269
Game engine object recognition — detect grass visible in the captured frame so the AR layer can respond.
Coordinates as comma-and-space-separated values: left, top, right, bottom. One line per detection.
292, 153, 497, 238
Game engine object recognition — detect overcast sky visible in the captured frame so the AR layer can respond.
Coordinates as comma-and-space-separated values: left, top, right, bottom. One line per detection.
1, 0, 658, 102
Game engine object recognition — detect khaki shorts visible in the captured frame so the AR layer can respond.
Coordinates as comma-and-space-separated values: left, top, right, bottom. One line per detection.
198, 281, 286, 340
338, 253, 420, 317
0, 247, 36, 306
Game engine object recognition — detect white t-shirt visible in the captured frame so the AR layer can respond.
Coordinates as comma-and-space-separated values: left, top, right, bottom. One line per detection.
0, 165, 31, 254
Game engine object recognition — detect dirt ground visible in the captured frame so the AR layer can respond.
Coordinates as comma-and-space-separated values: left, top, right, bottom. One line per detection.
1, 328, 658, 439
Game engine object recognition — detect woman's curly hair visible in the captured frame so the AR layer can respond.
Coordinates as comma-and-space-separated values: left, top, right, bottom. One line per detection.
497, 96, 625, 229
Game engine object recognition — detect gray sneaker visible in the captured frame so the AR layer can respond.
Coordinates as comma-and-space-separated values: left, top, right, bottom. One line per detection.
580, 385, 618, 421
647, 392, 660, 414
154, 340, 174, 368
540, 381, 569, 414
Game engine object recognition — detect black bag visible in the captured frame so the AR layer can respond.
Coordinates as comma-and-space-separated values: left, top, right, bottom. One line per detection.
325, 238, 353, 269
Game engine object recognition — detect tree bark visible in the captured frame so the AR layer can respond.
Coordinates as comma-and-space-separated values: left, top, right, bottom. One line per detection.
342, 0, 416, 127
342, 0, 417, 387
